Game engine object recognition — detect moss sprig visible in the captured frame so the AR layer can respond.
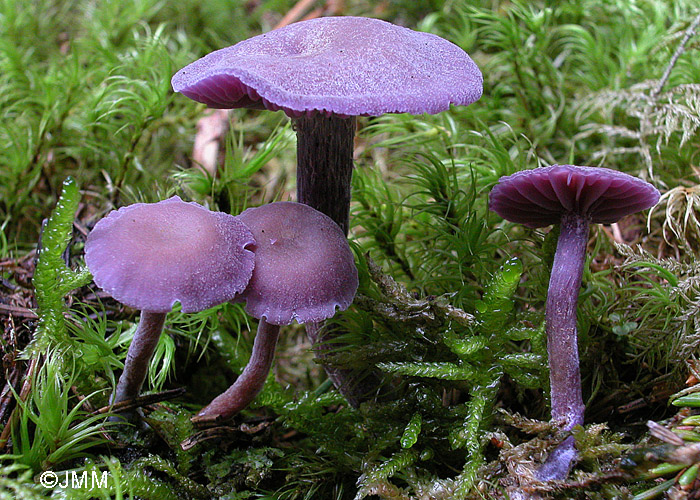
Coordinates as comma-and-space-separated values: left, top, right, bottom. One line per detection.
31, 177, 91, 351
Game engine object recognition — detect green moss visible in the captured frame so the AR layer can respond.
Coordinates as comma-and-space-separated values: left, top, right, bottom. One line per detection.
31, 177, 92, 350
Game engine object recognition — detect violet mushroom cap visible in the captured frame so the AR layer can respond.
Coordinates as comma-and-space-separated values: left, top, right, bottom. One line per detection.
85, 196, 256, 415
85, 196, 256, 313
171, 16, 483, 118
234, 201, 359, 325
171, 16, 482, 234
489, 165, 661, 229
488, 164, 659, 480
193, 201, 358, 424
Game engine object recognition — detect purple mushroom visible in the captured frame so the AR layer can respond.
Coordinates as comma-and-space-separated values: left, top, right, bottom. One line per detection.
171, 15, 483, 235
85, 196, 255, 417
192, 201, 358, 424
172, 15, 482, 403
489, 165, 659, 480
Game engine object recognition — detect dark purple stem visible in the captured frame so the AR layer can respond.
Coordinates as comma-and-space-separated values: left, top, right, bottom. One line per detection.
111, 311, 166, 417
305, 322, 385, 408
538, 212, 589, 480
295, 114, 381, 406
294, 114, 355, 235
192, 319, 280, 424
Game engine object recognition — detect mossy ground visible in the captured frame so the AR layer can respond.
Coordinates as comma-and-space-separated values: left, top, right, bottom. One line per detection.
1, 0, 699, 499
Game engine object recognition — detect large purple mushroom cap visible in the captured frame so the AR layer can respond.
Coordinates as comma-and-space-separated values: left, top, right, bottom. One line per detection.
234, 202, 358, 325
171, 16, 483, 117
85, 196, 256, 314
489, 165, 661, 228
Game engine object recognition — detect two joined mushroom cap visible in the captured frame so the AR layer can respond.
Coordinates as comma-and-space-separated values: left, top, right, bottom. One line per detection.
234, 202, 358, 326
85, 196, 256, 313
489, 165, 661, 228
171, 16, 483, 118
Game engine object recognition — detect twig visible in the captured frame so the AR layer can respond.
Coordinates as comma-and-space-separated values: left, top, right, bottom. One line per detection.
0, 303, 38, 319
92, 387, 186, 415
652, 12, 700, 98
274, 0, 341, 29
0, 357, 39, 450
191, 109, 229, 176
71, 386, 117, 445
300, 8, 323, 22
610, 222, 624, 244
180, 419, 273, 450
647, 420, 685, 446
274, 0, 317, 29
0, 370, 22, 451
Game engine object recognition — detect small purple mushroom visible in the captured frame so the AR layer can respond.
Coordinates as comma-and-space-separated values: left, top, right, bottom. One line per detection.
489, 165, 660, 480
171, 16, 483, 235
192, 202, 358, 424
85, 196, 255, 417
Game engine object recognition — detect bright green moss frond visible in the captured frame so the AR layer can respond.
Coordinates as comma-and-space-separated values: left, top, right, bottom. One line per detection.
31, 178, 91, 351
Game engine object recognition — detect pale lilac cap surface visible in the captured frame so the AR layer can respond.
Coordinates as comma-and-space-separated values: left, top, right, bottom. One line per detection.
85, 196, 255, 313
234, 202, 358, 325
489, 165, 660, 228
171, 16, 483, 117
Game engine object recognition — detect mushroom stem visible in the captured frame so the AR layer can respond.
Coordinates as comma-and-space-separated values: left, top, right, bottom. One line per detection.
538, 212, 588, 480
294, 114, 378, 406
305, 322, 385, 408
536, 435, 578, 482
192, 319, 280, 424
294, 114, 355, 235
546, 212, 588, 429
111, 311, 167, 417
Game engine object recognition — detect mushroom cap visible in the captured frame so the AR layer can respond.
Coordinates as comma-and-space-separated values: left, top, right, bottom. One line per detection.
171, 16, 482, 118
234, 202, 358, 325
489, 165, 660, 228
85, 196, 255, 313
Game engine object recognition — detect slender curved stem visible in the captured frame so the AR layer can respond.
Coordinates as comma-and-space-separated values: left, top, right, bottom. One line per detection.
192, 320, 280, 425
110, 311, 166, 418
537, 212, 589, 480
546, 213, 588, 430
